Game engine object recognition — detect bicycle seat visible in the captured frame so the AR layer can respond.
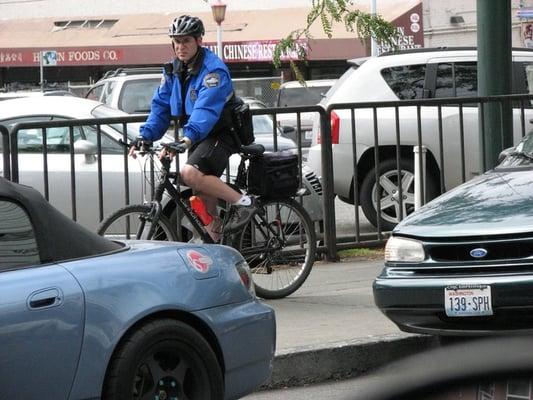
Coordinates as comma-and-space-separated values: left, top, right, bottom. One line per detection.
240, 143, 265, 156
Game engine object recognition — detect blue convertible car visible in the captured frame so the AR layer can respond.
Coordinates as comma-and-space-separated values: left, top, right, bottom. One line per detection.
0, 177, 275, 400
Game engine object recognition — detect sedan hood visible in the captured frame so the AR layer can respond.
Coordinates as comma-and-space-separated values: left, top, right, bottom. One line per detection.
396, 168, 533, 237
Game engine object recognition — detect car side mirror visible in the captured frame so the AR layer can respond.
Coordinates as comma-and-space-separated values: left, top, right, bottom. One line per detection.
498, 146, 515, 164
281, 126, 296, 135
74, 139, 97, 163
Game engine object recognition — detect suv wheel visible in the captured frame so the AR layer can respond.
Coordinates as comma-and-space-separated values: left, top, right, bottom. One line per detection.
360, 158, 437, 231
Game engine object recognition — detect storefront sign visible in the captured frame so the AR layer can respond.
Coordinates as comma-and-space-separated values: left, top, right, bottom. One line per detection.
0, 47, 124, 66
378, 1, 424, 54
523, 21, 533, 48
0, 39, 307, 67
205, 40, 307, 62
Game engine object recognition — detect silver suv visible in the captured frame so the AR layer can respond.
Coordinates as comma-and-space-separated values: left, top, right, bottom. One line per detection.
85, 67, 160, 114
307, 47, 533, 230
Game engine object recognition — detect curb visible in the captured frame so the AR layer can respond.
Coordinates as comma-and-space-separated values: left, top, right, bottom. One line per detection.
261, 333, 439, 389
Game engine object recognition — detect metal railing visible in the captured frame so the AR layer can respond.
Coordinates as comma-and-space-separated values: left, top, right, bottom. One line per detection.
2, 93, 533, 263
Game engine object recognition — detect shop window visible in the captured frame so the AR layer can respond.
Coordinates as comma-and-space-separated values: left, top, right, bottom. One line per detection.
507, 378, 531, 400
53, 19, 118, 30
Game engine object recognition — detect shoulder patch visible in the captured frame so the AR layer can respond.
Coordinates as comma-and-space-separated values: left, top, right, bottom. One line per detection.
203, 73, 220, 88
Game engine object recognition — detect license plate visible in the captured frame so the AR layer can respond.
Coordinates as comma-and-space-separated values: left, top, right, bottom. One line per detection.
305, 130, 313, 140
445, 285, 493, 317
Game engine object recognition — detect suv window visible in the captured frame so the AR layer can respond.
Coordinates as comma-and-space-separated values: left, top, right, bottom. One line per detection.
381, 64, 426, 100
118, 79, 159, 114
434, 62, 477, 98
85, 83, 104, 102
0, 199, 39, 269
100, 81, 116, 106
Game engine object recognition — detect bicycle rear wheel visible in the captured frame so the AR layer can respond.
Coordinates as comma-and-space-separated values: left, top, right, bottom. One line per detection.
97, 204, 177, 241
235, 198, 316, 299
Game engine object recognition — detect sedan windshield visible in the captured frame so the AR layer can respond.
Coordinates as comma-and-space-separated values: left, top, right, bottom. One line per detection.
91, 104, 141, 140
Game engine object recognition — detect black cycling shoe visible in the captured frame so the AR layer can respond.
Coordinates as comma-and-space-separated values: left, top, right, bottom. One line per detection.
225, 198, 257, 233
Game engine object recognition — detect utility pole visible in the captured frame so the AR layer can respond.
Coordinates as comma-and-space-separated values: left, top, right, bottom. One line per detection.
371, 0, 378, 56
477, 0, 513, 170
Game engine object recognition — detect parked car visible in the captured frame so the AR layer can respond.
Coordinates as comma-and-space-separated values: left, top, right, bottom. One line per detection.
358, 336, 533, 400
275, 79, 336, 149
0, 96, 323, 231
0, 176, 275, 399
307, 47, 533, 230
84, 67, 160, 114
86, 70, 298, 151
373, 129, 533, 336
0, 89, 76, 100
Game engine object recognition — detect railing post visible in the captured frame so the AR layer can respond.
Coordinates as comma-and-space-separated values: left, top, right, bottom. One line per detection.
413, 145, 427, 211
320, 107, 339, 262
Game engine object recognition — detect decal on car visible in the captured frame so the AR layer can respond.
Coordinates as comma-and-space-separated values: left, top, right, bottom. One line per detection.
186, 250, 213, 273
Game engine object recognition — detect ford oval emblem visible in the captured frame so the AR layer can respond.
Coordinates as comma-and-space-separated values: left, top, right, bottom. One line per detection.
470, 248, 488, 258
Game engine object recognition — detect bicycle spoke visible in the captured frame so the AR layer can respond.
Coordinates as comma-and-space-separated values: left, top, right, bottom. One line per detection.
236, 198, 316, 299
98, 205, 176, 242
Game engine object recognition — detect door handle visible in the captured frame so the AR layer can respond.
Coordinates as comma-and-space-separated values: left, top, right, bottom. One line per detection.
27, 288, 62, 310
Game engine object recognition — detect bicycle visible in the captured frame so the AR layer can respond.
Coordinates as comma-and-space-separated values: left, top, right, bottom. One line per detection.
97, 140, 316, 299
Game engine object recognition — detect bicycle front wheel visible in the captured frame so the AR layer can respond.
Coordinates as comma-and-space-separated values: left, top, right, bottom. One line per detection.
235, 198, 316, 299
97, 204, 177, 241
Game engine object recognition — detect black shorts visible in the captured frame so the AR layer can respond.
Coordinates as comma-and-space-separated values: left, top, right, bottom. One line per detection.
186, 135, 233, 177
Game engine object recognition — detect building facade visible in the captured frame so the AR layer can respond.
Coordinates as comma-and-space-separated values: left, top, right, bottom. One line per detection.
0, 0, 422, 90
1, 0, 530, 91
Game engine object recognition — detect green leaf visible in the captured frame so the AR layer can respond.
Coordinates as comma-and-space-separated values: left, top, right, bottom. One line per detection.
273, 0, 398, 78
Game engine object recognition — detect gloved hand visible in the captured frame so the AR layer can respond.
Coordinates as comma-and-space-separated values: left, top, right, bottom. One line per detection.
128, 136, 152, 158
130, 136, 152, 150
166, 138, 191, 154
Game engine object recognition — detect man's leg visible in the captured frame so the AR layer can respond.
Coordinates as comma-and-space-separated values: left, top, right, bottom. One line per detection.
181, 164, 241, 204
181, 165, 241, 241
183, 137, 255, 235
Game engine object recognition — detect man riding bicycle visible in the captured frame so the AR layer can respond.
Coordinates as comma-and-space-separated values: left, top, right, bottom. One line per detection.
130, 14, 255, 240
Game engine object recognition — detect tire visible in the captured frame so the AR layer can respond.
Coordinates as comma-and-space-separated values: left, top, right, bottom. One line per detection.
235, 198, 316, 299
102, 319, 224, 400
360, 158, 438, 231
98, 204, 178, 241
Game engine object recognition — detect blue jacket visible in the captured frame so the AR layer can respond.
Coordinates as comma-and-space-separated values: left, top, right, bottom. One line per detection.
140, 47, 233, 144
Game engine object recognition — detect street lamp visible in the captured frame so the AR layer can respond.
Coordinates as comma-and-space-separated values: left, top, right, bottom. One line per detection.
210, 0, 227, 60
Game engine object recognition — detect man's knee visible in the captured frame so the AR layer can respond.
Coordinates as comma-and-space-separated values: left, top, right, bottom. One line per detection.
181, 164, 202, 187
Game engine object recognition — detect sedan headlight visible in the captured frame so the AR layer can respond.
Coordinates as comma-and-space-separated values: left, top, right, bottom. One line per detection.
385, 236, 425, 262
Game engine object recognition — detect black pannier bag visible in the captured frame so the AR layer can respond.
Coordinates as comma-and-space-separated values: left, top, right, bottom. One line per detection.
229, 96, 255, 146
247, 151, 299, 197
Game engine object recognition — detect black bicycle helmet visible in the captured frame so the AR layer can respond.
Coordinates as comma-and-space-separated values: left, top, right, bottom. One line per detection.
168, 15, 205, 37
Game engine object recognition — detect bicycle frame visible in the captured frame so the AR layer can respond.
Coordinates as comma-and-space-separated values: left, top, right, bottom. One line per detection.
149, 154, 215, 244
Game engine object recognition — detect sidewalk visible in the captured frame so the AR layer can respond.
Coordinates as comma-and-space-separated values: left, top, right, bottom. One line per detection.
258, 257, 439, 389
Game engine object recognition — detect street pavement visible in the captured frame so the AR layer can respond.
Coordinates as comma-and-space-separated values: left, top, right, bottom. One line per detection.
256, 256, 439, 389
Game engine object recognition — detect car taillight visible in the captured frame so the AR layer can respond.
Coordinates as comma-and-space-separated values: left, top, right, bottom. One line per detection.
235, 260, 256, 296
317, 111, 340, 145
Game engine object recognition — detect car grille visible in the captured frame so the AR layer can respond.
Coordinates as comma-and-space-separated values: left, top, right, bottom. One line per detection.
385, 233, 533, 278
426, 235, 533, 262
304, 170, 322, 195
